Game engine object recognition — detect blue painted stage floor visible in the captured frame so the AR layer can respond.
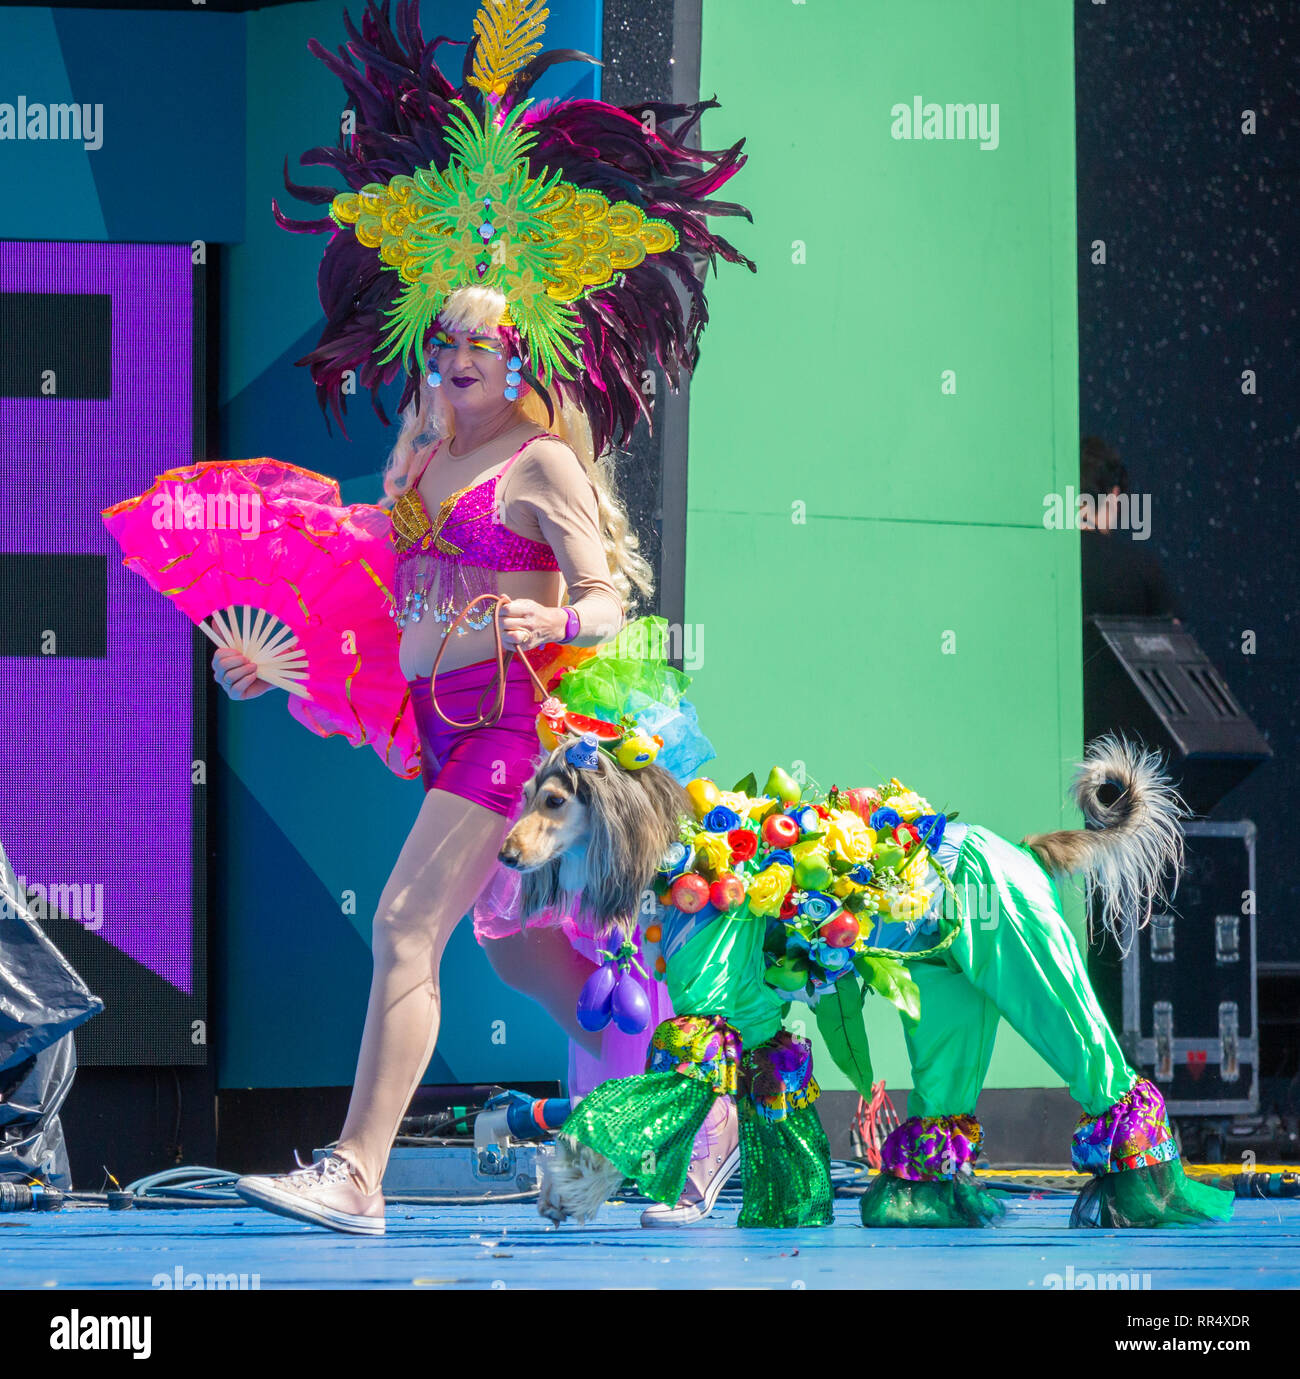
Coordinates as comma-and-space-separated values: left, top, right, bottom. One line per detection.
2, 1196, 1297, 1290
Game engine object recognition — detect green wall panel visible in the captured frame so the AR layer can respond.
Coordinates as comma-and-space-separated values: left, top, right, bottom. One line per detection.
692, 0, 1082, 1091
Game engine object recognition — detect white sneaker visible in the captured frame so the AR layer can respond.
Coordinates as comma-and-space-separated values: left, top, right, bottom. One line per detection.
641, 1099, 740, 1227
235, 1153, 386, 1236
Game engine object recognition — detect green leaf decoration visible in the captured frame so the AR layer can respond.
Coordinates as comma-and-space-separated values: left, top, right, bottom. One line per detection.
814, 978, 875, 1099
732, 772, 757, 796
854, 953, 921, 1020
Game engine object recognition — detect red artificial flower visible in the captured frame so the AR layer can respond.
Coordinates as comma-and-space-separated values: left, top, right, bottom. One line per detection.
779, 891, 798, 920
728, 829, 758, 862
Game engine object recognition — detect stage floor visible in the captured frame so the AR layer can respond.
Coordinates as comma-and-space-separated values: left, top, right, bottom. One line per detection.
3, 1195, 1298, 1290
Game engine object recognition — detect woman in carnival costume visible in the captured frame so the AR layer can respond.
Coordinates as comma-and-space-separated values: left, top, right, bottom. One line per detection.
140, 0, 753, 1235
527, 742, 1233, 1230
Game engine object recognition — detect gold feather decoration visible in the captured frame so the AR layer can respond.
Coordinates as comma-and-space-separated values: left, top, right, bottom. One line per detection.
469, 0, 550, 99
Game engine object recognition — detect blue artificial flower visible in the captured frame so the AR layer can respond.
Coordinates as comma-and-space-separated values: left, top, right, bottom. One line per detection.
810, 941, 853, 971
762, 848, 795, 870
702, 805, 742, 834
658, 840, 694, 880
870, 806, 901, 830
792, 805, 821, 834
798, 891, 839, 921
914, 813, 947, 850
849, 863, 875, 885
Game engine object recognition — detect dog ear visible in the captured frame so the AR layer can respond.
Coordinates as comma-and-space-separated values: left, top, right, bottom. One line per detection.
578, 760, 663, 940
520, 855, 564, 923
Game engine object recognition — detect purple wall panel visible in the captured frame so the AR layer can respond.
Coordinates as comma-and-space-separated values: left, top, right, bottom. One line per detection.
0, 242, 194, 994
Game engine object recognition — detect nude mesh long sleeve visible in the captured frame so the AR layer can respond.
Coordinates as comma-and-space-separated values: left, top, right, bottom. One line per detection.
498, 439, 625, 642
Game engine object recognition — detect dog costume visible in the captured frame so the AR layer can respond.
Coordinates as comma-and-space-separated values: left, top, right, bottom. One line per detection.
541, 739, 1233, 1229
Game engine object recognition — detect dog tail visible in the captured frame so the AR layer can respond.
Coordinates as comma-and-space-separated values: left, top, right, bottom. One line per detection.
1022, 734, 1187, 952
538, 1136, 626, 1226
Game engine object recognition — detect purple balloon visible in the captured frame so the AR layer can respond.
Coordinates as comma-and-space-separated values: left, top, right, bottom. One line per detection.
611, 970, 653, 1035
576, 963, 617, 1032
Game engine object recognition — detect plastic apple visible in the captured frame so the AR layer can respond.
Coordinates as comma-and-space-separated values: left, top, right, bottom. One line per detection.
709, 874, 746, 912
762, 814, 800, 847
793, 855, 833, 891
670, 873, 711, 912
765, 956, 810, 992
841, 787, 882, 823
820, 914, 861, 948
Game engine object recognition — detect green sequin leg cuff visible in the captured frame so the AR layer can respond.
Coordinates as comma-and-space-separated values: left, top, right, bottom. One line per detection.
558, 1071, 715, 1205
737, 1100, 835, 1229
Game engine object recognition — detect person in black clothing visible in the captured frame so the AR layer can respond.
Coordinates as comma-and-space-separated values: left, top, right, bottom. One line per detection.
1079, 436, 1180, 619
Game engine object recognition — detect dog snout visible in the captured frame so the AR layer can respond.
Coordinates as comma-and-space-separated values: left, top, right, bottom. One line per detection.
498, 836, 523, 868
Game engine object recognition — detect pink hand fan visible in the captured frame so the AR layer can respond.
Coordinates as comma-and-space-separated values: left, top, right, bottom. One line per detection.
103, 459, 420, 778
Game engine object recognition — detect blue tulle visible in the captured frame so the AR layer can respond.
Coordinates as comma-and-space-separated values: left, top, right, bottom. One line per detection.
635, 696, 715, 783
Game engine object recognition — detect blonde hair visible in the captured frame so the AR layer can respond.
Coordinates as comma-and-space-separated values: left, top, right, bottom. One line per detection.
381, 287, 653, 608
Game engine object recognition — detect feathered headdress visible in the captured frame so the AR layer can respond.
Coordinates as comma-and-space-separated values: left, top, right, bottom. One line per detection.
275, 0, 755, 452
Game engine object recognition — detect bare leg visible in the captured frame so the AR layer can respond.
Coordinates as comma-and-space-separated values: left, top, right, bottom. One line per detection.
333, 788, 509, 1195
482, 927, 605, 1057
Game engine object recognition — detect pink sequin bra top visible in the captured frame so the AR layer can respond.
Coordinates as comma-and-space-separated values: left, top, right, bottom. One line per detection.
390, 432, 561, 634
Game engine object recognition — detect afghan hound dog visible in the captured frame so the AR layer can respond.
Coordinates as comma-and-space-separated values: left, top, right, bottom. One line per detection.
497, 743, 691, 944
499, 734, 1185, 1223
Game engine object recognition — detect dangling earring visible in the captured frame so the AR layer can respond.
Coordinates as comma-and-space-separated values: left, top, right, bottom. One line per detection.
504, 355, 522, 401
427, 368, 442, 388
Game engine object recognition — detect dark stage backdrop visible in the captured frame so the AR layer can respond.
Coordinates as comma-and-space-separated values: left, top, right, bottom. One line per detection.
1074, 0, 1300, 963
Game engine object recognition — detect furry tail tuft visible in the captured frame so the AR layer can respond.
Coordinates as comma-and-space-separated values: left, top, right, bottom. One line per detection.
538, 1136, 626, 1226
1023, 734, 1188, 951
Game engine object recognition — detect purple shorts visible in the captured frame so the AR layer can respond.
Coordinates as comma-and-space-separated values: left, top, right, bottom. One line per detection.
407, 657, 541, 816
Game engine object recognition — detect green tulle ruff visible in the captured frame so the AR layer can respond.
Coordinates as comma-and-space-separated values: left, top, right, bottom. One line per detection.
1070, 1158, 1235, 1228
737, 1102, 834, 1229
560, 1071, 713, 1205
859, 1170, 1007, 1228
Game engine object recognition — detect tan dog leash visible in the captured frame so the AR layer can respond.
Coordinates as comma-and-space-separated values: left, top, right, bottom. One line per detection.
426, 592, 556, 729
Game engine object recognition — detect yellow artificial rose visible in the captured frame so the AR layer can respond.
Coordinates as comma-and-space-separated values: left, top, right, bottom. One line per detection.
830, 874, 858, 899
693, 830, 733, 878
885, 790, 929, 822
744, 795, 778, 823
747, 863, 793, 917
822, 811, 876, 864
717, 791, 751, 815
890, 891, 929, 921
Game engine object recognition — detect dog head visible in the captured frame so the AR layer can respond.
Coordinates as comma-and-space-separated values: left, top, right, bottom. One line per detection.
499, 740, 690, 940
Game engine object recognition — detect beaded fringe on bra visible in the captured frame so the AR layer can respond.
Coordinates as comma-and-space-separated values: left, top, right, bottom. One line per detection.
392, 553, 502, 633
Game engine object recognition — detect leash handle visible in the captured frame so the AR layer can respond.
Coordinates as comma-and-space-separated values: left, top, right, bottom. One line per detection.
426, 593, 557, 729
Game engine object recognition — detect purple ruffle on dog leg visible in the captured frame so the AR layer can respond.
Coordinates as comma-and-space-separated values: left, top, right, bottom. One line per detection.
740, 1030, 820, 1123
1071, 1078, 1179, 1175
880, 1113, 983, 1182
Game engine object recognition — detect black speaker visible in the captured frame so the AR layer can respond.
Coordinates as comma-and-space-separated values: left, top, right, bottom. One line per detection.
1083, 615, 1271, 815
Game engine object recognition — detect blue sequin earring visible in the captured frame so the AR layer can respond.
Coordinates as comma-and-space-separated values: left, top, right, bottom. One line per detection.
504, 355, 522, 401
427, 368, 442, 388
